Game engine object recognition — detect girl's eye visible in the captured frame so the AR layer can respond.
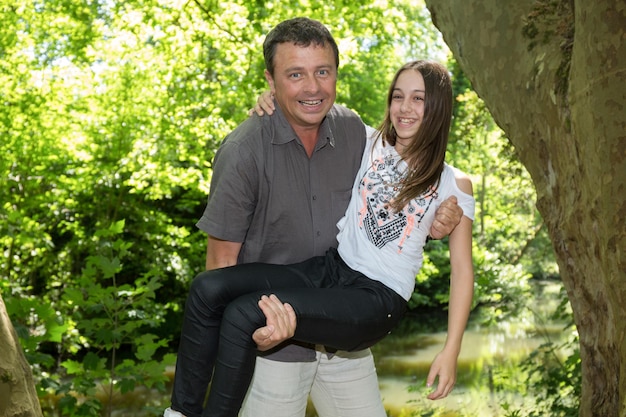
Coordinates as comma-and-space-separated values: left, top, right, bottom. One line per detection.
392, 94, 403, 100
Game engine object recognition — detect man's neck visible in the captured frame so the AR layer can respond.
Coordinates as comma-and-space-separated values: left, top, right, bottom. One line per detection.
294, 127, 319, 158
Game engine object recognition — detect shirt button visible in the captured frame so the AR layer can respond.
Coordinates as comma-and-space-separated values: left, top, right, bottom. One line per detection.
312, 195, 317, 200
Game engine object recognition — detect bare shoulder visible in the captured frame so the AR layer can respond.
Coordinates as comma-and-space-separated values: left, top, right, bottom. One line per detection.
452, 168, 473, 196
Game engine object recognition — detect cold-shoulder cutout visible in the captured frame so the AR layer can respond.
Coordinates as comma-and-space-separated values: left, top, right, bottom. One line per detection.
452, 169, 473, 196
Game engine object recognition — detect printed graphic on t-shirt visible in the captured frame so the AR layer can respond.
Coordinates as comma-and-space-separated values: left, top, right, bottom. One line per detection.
358, 153, 437, 252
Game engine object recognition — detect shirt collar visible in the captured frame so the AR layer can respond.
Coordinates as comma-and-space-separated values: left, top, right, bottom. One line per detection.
270, 104, 335, 150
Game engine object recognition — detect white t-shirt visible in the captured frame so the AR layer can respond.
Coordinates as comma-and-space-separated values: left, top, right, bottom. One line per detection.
336, 129, 475, 301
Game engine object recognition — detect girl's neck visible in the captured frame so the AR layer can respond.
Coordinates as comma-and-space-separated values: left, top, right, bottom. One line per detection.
394, 142, 409, 159
394, 137, 411, 154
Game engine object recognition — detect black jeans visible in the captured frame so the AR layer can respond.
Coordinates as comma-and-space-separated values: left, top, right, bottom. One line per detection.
171, 248, 407, 417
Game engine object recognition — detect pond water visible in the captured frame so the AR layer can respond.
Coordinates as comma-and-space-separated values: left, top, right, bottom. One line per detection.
370, 279, 568, 417
373, 322, 565, 416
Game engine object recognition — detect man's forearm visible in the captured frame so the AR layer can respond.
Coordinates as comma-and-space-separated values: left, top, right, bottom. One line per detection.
205, 235, 242, 270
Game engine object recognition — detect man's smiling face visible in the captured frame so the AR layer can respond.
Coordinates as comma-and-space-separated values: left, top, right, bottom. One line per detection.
265, 42, 337, 136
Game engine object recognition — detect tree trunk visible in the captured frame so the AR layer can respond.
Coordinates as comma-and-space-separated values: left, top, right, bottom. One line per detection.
424, 0, 626, 416
0, 295, 43, 417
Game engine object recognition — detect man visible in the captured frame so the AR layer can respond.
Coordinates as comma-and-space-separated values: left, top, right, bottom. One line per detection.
174, 17, 461, 417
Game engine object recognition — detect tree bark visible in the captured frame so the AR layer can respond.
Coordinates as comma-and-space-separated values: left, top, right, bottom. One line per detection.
0, 295, 43, 417
424, 1, 626, 416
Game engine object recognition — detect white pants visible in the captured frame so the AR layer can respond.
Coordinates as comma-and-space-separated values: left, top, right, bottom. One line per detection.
239, 347, 386, 417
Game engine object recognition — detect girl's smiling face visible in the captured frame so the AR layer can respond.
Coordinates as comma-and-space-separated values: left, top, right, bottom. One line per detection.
389, 69, 426, 150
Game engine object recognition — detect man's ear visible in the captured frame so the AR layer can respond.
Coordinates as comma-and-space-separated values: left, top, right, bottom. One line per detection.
264, 69, 276, 95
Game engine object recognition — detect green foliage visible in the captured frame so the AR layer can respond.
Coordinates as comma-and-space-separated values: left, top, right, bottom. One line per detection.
35, 221, 174, 416
499, 288, 581, 417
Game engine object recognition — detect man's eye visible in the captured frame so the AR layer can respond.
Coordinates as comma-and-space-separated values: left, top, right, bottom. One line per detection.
289, 73, 301, 79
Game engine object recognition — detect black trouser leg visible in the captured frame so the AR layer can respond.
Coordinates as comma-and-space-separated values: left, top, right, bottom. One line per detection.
203, 293, 268, 417
171, 262, 315, 417
171, 252, 407, 417
203, 276, 407, 417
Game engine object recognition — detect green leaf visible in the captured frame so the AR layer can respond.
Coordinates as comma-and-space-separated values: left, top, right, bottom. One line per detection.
119, 377, 136, 394
46, 321, 69, 343
135, 333, 160, 361
62, 359, 83, 375
83, 351, 104, 371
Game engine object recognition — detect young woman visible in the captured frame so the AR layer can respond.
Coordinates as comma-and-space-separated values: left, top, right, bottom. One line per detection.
166, 60, 475, 417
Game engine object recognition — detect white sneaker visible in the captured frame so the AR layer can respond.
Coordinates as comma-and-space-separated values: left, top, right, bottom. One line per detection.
164, 407, 186, 417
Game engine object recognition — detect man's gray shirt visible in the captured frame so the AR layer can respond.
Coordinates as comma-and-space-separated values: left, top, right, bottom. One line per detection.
196, 103, 366, 361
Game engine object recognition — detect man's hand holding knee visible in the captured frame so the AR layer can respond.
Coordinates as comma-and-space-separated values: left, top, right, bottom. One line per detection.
253, 294, 297, 351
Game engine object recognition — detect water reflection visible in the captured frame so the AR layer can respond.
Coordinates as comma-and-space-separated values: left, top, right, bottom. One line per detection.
369, 279, 568, 416
372, 322, 565, 416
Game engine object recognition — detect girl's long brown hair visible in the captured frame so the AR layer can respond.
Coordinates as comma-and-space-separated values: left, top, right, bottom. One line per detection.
377, 60, 453, 212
